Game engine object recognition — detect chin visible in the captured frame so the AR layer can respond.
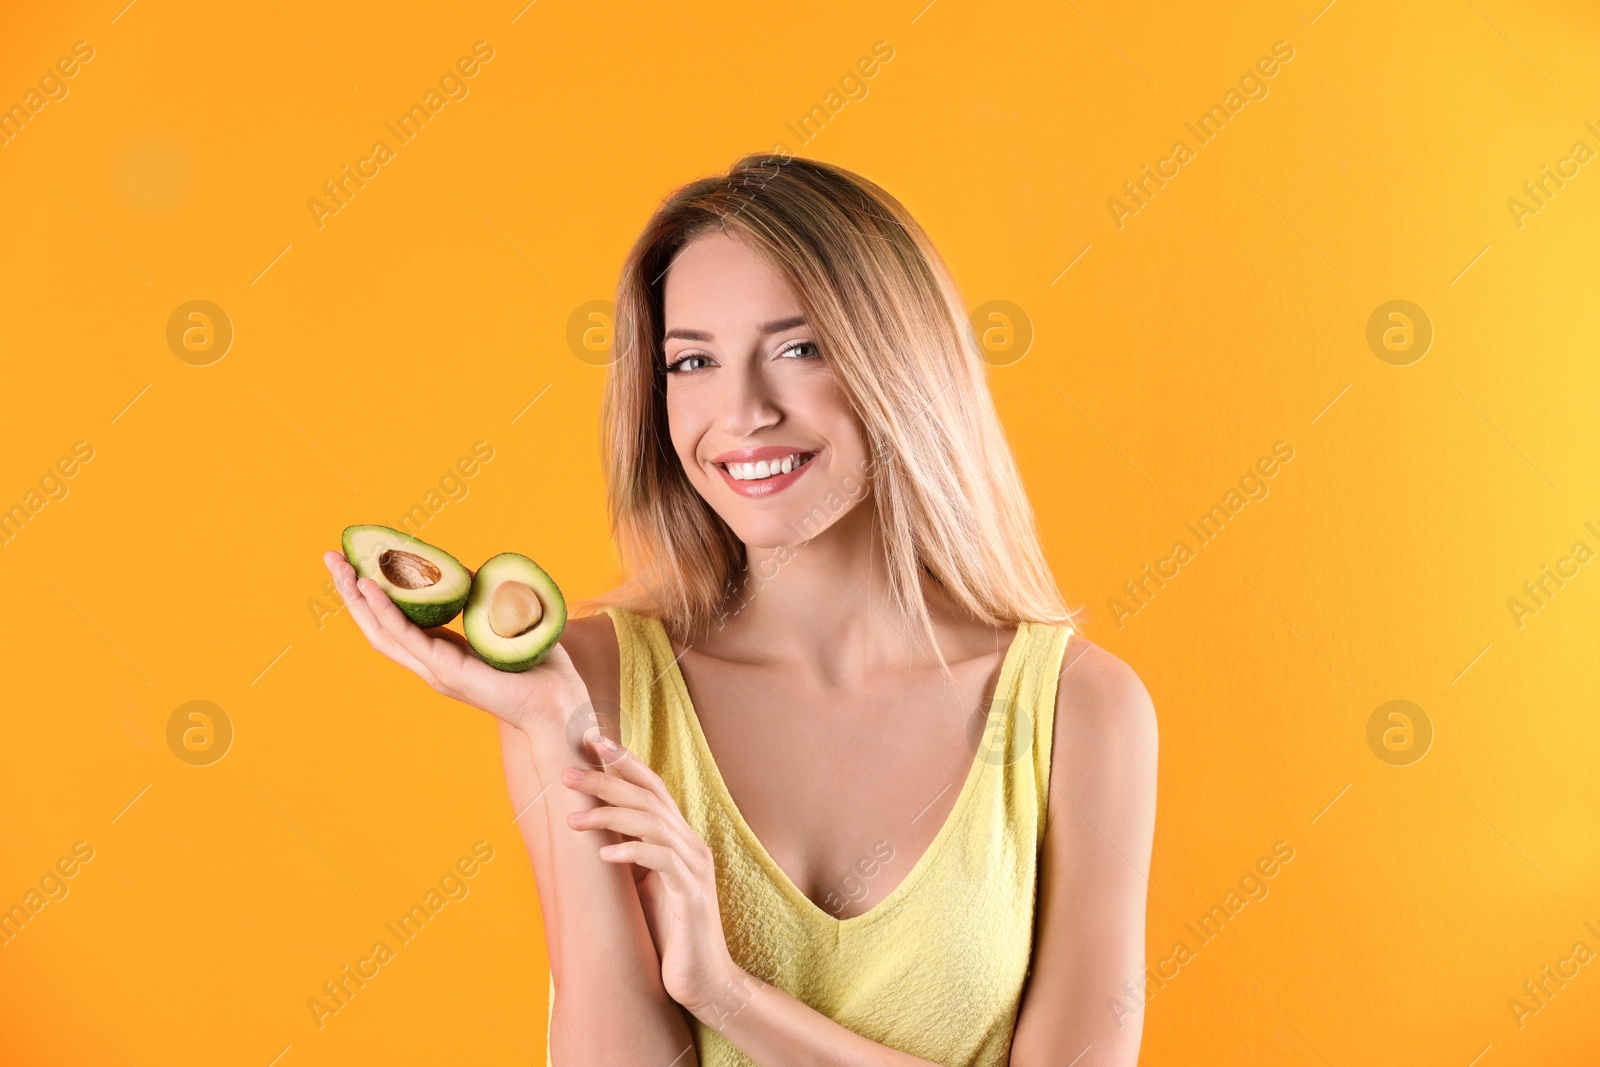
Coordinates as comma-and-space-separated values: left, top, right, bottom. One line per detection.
723, 515, 808, 551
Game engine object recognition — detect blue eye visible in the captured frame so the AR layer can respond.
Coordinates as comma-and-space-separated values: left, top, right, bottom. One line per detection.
665, 341, 818, 373
665, 354, 710, 374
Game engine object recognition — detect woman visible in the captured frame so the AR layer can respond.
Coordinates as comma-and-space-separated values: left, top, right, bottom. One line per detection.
323, 154, 1158, 1065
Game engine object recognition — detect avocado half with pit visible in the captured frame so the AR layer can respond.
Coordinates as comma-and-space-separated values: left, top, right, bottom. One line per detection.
341, 524, 472, 628
463, 553, 567, 671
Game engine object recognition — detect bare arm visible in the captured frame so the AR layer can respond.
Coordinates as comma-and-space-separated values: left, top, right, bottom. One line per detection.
502, 719, 697, 1063
1009, 638, 1159, 1067
323, 555, 693, 1064
683, 977, 946, 1066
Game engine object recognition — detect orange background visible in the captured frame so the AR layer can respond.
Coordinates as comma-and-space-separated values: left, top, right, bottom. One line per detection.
2, 0, 1598, 1064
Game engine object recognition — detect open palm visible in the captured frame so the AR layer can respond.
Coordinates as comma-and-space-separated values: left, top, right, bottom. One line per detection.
322, 550, 584, 734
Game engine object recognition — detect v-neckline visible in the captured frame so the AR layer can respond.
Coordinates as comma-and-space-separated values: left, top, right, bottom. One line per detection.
651, 617, 1032, 931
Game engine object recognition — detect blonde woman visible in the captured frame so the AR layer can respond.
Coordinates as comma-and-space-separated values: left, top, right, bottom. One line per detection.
324, 155, 1157, 1066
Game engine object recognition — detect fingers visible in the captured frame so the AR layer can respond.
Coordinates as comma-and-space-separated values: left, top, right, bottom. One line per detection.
562, 738, 714, 901
594, 738, 680, 810
563, 745, 712, 872
358, 576, 483, 689
325, 551, 380, 636
595, 840, 699, 898
562, 764, 659, 816
598, 746, 711, 858
324, 552, 436, 681
565, 804, 665, 843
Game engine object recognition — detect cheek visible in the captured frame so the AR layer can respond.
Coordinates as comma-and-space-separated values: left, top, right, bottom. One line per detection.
663, 392, 709, 466
793, 375, 867, 452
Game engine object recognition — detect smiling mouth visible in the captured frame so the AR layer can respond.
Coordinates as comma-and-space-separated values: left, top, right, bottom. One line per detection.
715, 452, 817, 482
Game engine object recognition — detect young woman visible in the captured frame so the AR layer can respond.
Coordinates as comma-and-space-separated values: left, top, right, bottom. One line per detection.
323, 155, 1158, 1066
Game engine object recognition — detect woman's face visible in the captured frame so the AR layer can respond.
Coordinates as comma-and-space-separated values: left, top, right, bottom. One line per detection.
660, 230, 873, 549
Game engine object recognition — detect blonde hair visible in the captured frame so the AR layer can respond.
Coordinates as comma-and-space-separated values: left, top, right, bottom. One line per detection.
576, 153, 1080, 669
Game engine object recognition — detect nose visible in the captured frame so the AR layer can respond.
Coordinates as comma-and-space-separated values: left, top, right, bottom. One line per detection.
717, 355, 781, 439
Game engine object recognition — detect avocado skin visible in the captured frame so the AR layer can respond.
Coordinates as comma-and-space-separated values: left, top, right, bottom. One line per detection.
476, 644, 554, 672
465, 552, 567, 672
340, 524, 471, 628
392, 595, 470, 630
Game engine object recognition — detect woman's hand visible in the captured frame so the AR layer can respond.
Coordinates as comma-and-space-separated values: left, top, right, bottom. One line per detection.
323, 551, 585, 737
562, 736, 748, 1021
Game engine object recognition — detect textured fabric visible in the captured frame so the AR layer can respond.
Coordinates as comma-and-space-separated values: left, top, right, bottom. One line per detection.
545, 606, 1074, 1066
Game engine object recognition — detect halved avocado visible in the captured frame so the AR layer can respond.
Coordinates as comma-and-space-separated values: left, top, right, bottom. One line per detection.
463, 552, 567, 671
342, 524, 472, 628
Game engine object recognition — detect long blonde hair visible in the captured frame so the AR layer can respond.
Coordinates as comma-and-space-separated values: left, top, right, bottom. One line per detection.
576, 153, 1079, 669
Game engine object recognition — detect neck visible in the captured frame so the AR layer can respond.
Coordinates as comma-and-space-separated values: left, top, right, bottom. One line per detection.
701, 500, 956, 684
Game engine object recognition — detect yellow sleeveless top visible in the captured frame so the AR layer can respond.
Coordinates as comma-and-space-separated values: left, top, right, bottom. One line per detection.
545, 606, 1074, 1066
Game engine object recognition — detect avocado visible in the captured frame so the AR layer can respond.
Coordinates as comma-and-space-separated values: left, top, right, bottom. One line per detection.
341, 525, 472, 628
463, 552, 567, 671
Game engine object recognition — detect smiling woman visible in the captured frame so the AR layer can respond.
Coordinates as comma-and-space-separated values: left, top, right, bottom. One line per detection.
562, 155, 1156, 1065
323, 153, 1157, 1067
592, 156, 1076, 664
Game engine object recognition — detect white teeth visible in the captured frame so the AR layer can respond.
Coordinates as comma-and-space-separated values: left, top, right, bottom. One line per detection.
724, 453, 809, 481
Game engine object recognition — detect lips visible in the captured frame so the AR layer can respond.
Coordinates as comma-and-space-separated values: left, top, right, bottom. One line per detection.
711, 449, 819, 498
716, 451, 815, 481
709, 444, 818, 465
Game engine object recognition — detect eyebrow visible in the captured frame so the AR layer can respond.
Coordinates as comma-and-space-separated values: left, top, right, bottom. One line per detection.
663, 315, 807, 343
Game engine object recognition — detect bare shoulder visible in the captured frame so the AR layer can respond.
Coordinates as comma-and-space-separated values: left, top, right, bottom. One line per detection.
556, 612, 621, 712
1013, 633, 1157, 1064
1050, 634, 1158, 791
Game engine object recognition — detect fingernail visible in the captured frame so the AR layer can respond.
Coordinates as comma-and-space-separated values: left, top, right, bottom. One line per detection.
600, 737, 618, 753
563, 767, 584, 780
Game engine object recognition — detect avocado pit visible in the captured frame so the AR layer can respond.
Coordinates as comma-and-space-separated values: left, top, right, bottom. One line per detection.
380, 549, 442, 590
489, 580, 544, 638
463, 550, 566, 671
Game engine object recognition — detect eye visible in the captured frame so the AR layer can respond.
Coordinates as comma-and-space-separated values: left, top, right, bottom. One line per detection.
664, 353, 711, 374
777, 339, 820, 359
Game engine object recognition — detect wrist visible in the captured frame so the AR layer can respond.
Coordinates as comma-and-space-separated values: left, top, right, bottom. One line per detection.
511, 680, 590, 755
684, 959, 764, 1029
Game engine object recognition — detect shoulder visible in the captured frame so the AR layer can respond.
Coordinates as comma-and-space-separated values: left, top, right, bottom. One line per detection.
1048, 632, 1158, 801
557, 612, 622, 714
1011, 633, 1156, 1062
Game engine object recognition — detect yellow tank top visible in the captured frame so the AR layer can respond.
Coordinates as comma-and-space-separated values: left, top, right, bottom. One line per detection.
545, 605, 1074, 1066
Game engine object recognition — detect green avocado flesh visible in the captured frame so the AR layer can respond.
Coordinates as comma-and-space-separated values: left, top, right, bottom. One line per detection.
463, 552, 567, 672
341, 525, 472, 628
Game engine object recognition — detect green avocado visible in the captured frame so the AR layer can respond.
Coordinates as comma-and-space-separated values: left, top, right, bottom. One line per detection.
341, 524, 472, 628
463, 552, 567, 671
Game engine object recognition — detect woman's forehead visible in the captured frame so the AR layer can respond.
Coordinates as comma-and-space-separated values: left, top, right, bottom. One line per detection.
663, 234, 803, 331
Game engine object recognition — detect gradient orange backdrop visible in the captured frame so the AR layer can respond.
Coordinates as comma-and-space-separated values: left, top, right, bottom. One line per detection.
2, 1, 1597, 1064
